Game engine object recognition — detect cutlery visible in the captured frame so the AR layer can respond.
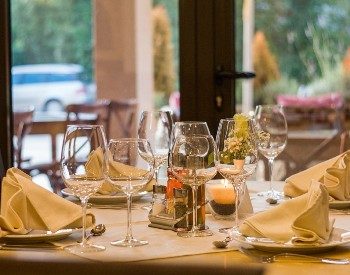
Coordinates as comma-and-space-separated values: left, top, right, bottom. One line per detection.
213, 236, 232, 249
0, 242, 63, 251
85, 224, 106, 240
239, 247, 350, 265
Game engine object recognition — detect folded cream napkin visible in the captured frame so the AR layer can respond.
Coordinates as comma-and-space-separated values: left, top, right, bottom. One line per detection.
240, 182, 333, 244
0, 168, 94, 237
284, 150, 350, 200
85, 147, 155, 194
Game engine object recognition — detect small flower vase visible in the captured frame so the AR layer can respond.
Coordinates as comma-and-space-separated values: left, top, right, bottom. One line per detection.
233, 159, 244, 171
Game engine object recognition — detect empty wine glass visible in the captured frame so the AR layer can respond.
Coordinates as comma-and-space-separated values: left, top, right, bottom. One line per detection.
170, 134, 217, 237
107, 138, 154, 247
60, 124, 107, 253
216, 118, 258, 235
138, 110, 173, 185
254, 105, 288, 201
172, 121, 211, 140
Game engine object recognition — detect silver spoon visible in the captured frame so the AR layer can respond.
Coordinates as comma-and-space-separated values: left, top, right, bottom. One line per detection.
213, 236, 232, 249
85, 224, 106, 240
266, 197, 278, 205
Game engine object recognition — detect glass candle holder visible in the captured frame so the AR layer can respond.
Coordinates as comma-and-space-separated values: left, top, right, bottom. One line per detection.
206, 179, 237, 220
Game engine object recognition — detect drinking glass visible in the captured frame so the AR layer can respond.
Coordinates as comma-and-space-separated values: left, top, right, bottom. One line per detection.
170, 134, 217, 237
172, 121, 211, 140
60, 124, 107, 253
254, 105, 288, 201
138, 110, 173, 185
107, 138, 154, 247
216, 118, 258, 234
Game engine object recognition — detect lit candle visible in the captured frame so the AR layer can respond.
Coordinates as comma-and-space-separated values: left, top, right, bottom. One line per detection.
207, 180, 236, 204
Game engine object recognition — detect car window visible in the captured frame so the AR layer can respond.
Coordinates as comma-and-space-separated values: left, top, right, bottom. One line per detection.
48, 73, 79, 82
12, 74, 23, 84
22, 73, 49, 84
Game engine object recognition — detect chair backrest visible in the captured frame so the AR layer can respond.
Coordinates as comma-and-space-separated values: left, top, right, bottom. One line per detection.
66, 99, 111, 138
110, 99, 138, 138
13, 106, 35, 168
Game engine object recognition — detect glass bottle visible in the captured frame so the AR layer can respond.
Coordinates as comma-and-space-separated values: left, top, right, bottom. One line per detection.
173, 188, 188, 230
151, 185, 167, 216
166, 167, 183, 215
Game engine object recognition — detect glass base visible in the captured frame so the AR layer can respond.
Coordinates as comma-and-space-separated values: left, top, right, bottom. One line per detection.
64, 243, 105, 254
111, 238, 148, 247
141, 204, 152, 211
257, 190, 285, 199
177, 229, 213, 238
218, 227, 232, 234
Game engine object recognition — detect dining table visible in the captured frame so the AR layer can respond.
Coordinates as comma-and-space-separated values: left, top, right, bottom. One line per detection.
1, 180, 350, 275
261, 129, 343, 180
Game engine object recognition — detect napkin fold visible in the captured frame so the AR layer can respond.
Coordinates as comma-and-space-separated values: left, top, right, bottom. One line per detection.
85, 147, 155, 194
240, 182, 333, 244
0, 168, 94, 237
284, 150, 350, 200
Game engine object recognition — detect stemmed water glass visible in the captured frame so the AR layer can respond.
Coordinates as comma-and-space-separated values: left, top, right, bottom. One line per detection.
254, 105, 288, 201
170, 134, 217, 237
107, 138, 154, 247
138, 110, 173, 185
216, 118, 258, 235
60, 124, 107, 253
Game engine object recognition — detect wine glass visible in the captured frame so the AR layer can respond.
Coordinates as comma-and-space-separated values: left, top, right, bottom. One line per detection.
170, 134, 217, 237
216, 118, 258, 235
172, 121, 211, 140
60, 124, 107, 253
171, 121, 211, 229
254, 105, 288, 201
107, 138, 154, 247
138, 110, 173, 185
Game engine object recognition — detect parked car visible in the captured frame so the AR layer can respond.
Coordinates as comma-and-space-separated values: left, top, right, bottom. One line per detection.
12, 64, 91, 112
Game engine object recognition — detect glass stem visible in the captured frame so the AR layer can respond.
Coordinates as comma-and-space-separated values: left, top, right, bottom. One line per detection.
126, 193, 133, 242
154, 166, 160, 185
268, 158, 275, 197
81, 198, 88, 246
234, 186, 240, 229
191, 185, 199, 232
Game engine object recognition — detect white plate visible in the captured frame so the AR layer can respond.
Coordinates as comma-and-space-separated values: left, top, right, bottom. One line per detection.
1, 229, 77, 244
233, 227, 350, 253
329, 200, 350, 210
61, 188, 148, 204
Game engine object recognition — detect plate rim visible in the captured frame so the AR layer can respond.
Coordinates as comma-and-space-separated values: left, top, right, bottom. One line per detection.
233, 227, 350, 251
1, 228, 77, 241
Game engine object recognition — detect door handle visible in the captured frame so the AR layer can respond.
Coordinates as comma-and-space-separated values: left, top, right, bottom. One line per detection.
215, 66, 255, 85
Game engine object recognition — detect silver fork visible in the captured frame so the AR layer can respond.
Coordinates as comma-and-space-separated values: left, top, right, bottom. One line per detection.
261, 252, 350, 265
239, 247, 350, 265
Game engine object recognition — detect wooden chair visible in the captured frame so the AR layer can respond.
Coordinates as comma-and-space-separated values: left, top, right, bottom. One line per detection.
66, 99, 111, 138
340, 130, 350, 153
13, 107, 34, 169
110, 99, 138, 138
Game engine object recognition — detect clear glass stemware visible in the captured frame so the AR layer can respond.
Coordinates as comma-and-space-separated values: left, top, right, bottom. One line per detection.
215, 118, 258, 235
254, 105, 288, 201
107, 138, 154, 247
60, 124, 107, 253
138, 110, 173, 185
170, 134, 217, 237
